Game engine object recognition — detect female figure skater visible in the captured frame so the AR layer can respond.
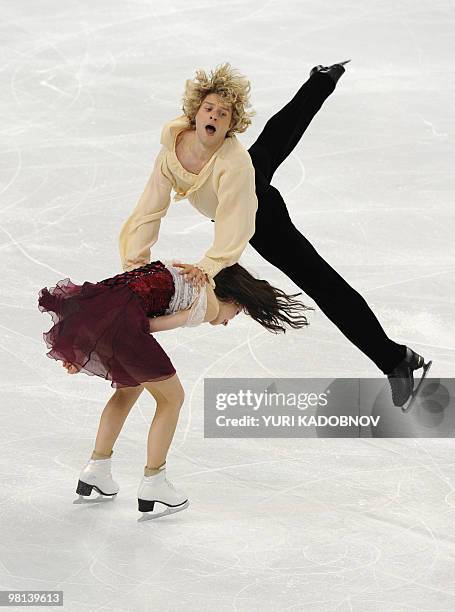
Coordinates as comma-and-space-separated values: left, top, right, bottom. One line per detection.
119, 61, 431, 413
38, 259, 312, 519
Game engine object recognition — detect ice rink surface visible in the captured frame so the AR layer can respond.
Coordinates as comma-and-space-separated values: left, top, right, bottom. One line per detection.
1, 0, 455, 609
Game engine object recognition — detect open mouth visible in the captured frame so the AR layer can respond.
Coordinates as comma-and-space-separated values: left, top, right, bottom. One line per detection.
205, 125, 216, 135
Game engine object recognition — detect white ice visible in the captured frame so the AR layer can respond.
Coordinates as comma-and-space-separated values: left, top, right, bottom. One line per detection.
1, 0, 455, 610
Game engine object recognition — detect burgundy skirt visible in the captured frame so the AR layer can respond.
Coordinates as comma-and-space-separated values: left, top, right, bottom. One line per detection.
37, 261, 177, 388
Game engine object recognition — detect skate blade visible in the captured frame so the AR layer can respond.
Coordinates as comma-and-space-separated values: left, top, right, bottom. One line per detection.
137, 500, 189, 522
73, 493, 117, 505
338, 59, 351, 65
401, 360, 433, 413
74, 480, 118, 503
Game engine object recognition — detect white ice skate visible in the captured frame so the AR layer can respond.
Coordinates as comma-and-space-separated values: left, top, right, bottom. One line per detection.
137, 468, 189, 521
76, 457, 119, 497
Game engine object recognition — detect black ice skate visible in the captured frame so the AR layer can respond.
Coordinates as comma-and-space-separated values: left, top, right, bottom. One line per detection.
387, 346, 433, 413
309, 59, 351, 84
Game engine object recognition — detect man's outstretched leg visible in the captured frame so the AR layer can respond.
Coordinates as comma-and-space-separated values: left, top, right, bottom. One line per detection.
249, 179, 430, 409
248, 63, 346, 183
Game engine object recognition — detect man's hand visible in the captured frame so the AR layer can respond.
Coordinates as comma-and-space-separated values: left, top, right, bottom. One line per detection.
172, 262, 208, 288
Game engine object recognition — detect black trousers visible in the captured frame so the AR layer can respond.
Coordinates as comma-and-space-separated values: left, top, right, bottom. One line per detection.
247, 71, 406, 375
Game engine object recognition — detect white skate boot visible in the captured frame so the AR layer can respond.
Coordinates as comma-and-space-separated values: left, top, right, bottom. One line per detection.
137, 468, 189, 520
76, 457, 119, 497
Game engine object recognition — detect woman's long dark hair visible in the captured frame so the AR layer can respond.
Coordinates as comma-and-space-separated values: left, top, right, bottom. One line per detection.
213, 262, 313, 334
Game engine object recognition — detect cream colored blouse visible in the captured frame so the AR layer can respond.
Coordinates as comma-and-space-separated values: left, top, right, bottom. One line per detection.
118, 115, 258, 289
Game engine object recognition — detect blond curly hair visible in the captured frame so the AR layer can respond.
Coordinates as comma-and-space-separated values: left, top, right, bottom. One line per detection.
181, 62, 256, 138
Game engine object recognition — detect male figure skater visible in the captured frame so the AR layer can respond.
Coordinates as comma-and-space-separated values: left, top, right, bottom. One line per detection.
120, 61, 431, 411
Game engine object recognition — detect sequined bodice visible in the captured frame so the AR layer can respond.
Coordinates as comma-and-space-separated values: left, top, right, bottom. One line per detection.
98, 260, 207, 326
99, 261, 175, 318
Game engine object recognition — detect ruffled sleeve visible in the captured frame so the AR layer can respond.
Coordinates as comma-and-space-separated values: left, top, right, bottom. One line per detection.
182, 286, 208, 327
119, 146, 172, 272
162, 259, 209, 327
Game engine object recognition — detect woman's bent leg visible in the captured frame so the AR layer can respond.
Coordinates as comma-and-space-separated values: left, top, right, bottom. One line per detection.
249, 183, 406, 374
141, 373, 185, 469
248, 71, 336, 183
93, 385, 145, 456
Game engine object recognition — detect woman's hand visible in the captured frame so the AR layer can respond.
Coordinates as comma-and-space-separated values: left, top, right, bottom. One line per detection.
62, 361, 80, 374
173, 262, 208, 288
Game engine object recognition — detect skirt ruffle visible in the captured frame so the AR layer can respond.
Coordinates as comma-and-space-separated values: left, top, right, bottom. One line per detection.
38, 278, 176, 388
